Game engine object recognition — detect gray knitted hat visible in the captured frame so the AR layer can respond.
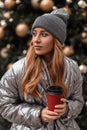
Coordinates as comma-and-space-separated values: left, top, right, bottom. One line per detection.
32, 8, 69, 44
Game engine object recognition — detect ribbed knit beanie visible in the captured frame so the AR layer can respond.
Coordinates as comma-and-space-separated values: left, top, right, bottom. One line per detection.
31, 8, 69, 44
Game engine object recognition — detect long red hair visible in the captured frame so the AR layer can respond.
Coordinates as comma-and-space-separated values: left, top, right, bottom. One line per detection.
21, 39, 68, 99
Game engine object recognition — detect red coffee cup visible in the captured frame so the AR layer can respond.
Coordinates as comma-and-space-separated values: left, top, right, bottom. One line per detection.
46, 86, 64, 111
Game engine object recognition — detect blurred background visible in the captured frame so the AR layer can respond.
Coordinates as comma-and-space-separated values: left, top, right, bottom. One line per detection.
0, 0, 87, 129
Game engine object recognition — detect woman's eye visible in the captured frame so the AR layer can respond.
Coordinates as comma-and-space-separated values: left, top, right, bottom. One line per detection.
42, 33, 48, 37
32, 31, 48, 37
32, 31, 36, 37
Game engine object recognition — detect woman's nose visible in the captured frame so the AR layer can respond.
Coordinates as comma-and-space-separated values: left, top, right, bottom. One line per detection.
34, 35, 41, 43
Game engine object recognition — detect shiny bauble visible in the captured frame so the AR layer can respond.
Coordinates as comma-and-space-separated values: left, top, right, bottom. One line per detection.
52, 6, 57, 10
78, 0, 87, 8
66, 0, 72, 4
81, 32, 87, 44
0, 26, 5, 39
63, 6, 72, 15
0, 1, 4, 8
0, 48, 8, 58
4, 11, 11, 19
6, 44, 11, 49
40, 0, 54, 12
63, 46, 74, 56
79, 64, 87, 74
23, 49, 27, 55
15, 23, 29, 37
7, 62, 13, 70
0, 19, 7, 27
82, 32, 87, 38
4, 0, 16, 9
82, 11, 87, 21
81, 37, 87, 44
31, 0, 40, 9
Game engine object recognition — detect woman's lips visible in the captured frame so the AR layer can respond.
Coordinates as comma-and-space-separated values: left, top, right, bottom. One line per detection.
34, 46, 42, 49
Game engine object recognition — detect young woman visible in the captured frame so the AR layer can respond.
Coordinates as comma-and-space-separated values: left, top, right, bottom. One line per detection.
0, 8, 84, 130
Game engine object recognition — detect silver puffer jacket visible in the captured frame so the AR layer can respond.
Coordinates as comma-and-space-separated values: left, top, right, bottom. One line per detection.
0, 57, 84, 130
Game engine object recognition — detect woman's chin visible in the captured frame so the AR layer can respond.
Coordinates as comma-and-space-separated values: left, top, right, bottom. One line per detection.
35, 51, 44, 55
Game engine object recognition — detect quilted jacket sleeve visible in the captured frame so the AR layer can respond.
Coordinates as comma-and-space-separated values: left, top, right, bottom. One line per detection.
60, 59, 84, 125
0, 59, 43, 129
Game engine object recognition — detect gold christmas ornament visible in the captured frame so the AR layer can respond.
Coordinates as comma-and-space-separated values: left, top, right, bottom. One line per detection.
6, 44, 11, 49
23, 49, 27, 55
6, 62, 13, 70
86, 101, 87, 107
79, 64, 87, 74
0, 48, 8, 58
40, 0, 54, 12
63, 6, 72, 15
52, 5, 58, 10
4, 11, 11, 19
78, 0, 87, 8
15, 23, 29, 37
31, 0, 40, 9
0, 1, 4, 8
82, 11, 87, 20
4, 0, 16, 10
81, 32, 87, 44
16, 0, 21, 4
82, 32, 87, 38
9, 18, 14, 22
66, 0, 72, 4
0, 20, 7, 27
81, 37, 87, 44
63, 46, 74, 56
0, 26, 5, 39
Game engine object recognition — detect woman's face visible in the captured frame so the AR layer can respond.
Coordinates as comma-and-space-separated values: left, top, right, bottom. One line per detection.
32, 27, 54, 57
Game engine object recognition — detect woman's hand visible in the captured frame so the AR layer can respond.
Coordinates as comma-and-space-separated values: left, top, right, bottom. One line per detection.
54, 98, 68, 117
40, 98, 68, 122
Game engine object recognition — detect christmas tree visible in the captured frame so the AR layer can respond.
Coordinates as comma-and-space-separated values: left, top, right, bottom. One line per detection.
0, 0, 87, 130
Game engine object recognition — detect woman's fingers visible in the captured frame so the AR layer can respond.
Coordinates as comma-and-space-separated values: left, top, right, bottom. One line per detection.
54, 98, 67, 116
40, 99, 68, 122
41, 107, 60, 122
